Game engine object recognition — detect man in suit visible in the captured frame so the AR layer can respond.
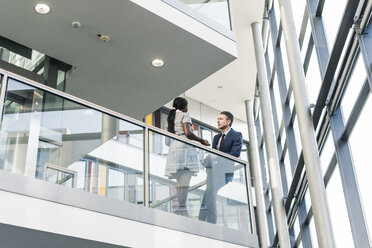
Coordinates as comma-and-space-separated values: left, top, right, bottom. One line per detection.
198, 111, 243, 224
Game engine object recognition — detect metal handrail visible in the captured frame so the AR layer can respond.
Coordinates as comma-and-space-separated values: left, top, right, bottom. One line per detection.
0, 67, 248, 166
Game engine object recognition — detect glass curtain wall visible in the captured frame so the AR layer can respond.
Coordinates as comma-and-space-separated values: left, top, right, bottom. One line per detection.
255, 0, 372, 247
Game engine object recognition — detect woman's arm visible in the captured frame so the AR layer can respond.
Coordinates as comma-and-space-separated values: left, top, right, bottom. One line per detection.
183, 122, 210, 146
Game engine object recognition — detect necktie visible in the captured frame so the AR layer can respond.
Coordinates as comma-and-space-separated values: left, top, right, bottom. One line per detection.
219, 134, 226, 151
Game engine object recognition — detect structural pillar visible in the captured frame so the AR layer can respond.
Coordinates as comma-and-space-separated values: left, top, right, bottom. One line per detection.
277, 0, 336, 247
251, 22, 291, 248
245, 100, 269, 248
100, 114, 119, 196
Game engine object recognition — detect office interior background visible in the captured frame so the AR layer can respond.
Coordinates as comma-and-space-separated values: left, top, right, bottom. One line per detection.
0, 0, 371, 247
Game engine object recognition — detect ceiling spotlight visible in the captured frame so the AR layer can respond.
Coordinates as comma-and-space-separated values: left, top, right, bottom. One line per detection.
35, 3, 50, 14
83, 110, 95, 117
217, 85, 223, 89
152, 59, 164, 68
72, 21, 81, 28
97, 34, 110, 42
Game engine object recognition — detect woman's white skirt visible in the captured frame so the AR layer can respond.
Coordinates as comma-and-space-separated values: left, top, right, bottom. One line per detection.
165, 139, 199, 178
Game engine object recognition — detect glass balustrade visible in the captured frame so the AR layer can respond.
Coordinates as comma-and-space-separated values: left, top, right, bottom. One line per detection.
180, 0, 231, 30
0, 77, 144, 204
163, 0, 233, 32
0, 70, 253, 234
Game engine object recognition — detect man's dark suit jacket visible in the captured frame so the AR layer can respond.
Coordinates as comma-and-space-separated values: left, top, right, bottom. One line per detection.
211, 128, 243, 183
212, 128, 243, 157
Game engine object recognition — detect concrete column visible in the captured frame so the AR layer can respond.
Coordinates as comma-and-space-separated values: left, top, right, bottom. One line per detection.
251, 22, 291, 248
102, 114, 119, 143
245, 100, 269, 248
277, 0, 336, 247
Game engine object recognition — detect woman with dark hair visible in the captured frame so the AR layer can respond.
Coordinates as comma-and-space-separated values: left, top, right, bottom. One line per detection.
165, 97, 210, 216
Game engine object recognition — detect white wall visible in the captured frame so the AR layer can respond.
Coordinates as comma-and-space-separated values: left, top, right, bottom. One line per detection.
0, 190, 250, 248
165, 96, 249, 140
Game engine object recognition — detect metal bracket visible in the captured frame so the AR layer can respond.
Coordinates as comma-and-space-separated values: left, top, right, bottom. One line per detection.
352, 22, 362, 36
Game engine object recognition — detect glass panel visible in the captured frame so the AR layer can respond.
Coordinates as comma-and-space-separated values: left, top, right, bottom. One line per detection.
284, 149, 292, 188
300, 19, 311, 61
280, 127, 286, 149
273, 0, 281, 29
239, 143, 248, 162
304, 187, 311, 212
179, 0, 231, 30
349, 94, 372, 236
305, 49, 322, 106
293, 116, 303, 153
0, 47, 70, 90
267, 33, 274, 71
107, 168, 125, 201
149, 131, 252, 232
309, 216, 319, 247
292, 215, 301, 244
280, 35, 290, 86
273, 73, 283, 124
45, 163, 75, 188
341, 52, 366, 121
290, 0, 306, 36
319, 132, 334, 177
326, 164, 354, 248
322, 0, 348, 50
0, 78, 144, 205
0, 48, 45, 73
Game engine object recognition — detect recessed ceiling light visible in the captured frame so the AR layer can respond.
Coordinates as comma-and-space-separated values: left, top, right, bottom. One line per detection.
152, 59, 164, 68
35, 3, 50, 14
218, 85, 223, 89
83, 110, 95, 117
72, 21, 81, 28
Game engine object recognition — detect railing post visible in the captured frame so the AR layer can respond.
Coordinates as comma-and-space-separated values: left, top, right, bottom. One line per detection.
143, 127, 149, 207
0, 73, 8, 121
251, 21, 291, 248
245, 100, 269, 248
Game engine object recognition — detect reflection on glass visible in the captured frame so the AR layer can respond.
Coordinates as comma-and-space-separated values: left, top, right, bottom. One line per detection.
0, 47, 45, 74
149, 131, 251, 232
0, 47, 70, 91
201, 127, 212, 145
0, 78, 143, 204
45, 163, 76, 188
179, 0, 231, 30
107, 169, 125, 201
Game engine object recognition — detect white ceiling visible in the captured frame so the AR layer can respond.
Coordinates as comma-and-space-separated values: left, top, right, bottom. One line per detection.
186, 0, 265, 121
0, 0, 237, 120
